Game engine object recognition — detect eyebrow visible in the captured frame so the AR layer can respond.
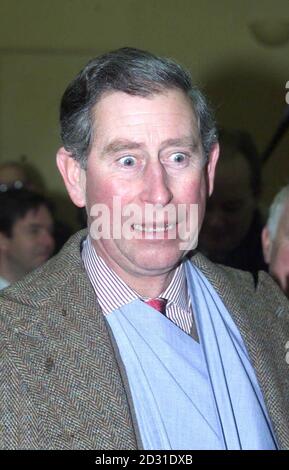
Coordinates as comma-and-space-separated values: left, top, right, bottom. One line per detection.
101, 136, 197, 156
102, 139, 144, 155
160, 137, 198, 152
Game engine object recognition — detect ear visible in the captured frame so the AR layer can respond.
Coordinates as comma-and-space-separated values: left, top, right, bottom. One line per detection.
56, 147, 86, 208
206, 142, 220, 196
261, 226, 272, 264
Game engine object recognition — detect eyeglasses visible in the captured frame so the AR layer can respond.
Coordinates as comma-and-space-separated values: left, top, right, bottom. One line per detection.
0, 180, 25, 192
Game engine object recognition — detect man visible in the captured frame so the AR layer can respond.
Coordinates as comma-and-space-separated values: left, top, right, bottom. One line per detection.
199, 128, 266, 275
0, 48, 288, 450
262, 184, 289, 298
0, 161, 73, 252
0, 189, 55, 289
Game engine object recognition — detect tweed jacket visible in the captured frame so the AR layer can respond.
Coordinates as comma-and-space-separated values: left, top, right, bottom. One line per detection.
1, 230, 289, 450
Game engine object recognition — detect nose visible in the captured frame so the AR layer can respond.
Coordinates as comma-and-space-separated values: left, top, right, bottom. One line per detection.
140, 162, 173, 207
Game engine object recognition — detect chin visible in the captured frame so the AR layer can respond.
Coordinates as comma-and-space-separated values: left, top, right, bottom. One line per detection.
130, 247, 184, 274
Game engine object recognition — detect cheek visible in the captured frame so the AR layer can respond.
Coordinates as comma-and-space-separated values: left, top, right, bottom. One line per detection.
177, 172, 206, 203
86, 174, 116, 206
271, 244, 289, 281
11, 237, 31, 257
179, 177, 207, 232
275, 247, 289, 269
85, 173, 139, 224
188, 177, 207, 218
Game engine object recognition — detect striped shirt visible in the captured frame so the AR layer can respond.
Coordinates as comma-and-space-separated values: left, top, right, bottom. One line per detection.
82, 236, 195, 335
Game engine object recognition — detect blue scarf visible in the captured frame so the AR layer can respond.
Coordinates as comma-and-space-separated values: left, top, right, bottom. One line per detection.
106, 260, 277, 449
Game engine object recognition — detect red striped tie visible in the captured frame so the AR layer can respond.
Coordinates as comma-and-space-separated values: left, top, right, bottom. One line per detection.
144, 298, 167, 315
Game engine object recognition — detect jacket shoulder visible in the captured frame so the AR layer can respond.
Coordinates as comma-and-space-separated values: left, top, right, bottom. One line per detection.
190, 251, 289, 322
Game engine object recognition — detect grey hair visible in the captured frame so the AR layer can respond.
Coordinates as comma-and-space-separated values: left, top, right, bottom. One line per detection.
267, 184, 289, 241
60, 47, 217, 169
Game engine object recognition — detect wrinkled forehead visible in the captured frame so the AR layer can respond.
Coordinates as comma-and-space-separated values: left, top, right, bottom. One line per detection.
91, 89, 200, 144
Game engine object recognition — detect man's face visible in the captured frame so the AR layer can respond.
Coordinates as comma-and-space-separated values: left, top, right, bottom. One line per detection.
4, 206, 55, 279
265, 201, 289, 297
199, 152, 256, 259
61, 89, 218, 282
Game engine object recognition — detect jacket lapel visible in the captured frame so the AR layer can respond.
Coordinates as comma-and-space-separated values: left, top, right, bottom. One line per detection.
53, 266, 138, 449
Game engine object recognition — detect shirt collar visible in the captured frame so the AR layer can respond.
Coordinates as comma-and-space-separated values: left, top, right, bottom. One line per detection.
82, 235, 189, 315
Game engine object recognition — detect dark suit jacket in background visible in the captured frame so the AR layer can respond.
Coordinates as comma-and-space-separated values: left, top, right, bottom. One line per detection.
0, 230, 289, 449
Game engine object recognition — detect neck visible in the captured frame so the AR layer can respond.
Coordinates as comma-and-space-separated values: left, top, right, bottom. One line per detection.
116, 268, 176, 298
92, 246, 177, 298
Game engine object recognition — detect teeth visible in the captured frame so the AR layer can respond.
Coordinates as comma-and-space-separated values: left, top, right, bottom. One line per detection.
133, 224, 174, 233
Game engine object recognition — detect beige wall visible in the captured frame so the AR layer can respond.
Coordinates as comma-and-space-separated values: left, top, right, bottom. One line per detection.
0, 0, 289, 223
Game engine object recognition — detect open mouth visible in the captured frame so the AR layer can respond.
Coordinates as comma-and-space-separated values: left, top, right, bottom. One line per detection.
132, 223, 176, 233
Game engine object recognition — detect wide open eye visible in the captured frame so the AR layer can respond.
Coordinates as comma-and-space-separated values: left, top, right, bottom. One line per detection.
171, 152, 187, 164
166, 152, 191, 169
118, 155, 137, 167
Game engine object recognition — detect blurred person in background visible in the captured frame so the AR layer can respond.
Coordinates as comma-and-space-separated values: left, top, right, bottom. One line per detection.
262, 184, 289, 298
0, 189, 55, 289
0, 160, 73, 252
199, 128, 266, 276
